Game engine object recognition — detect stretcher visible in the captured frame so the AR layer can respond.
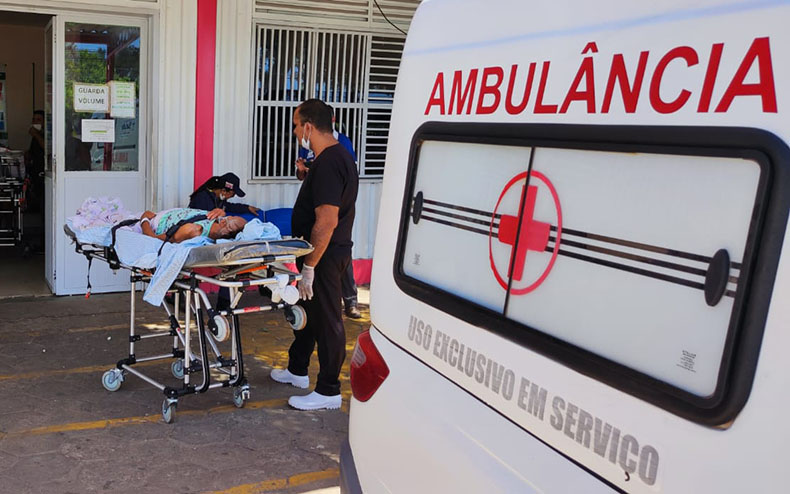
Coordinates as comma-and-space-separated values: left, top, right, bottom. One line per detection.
0, 178, 24, 248
64, 224, 313, 423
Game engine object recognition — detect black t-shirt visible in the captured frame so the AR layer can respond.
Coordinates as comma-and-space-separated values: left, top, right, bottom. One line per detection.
188, 188, 250, 215
292, 143, 359, 248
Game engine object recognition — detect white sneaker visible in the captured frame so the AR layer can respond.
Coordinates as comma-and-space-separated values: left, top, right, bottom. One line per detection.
288, 391, 342, 411
270, 368, 309, 389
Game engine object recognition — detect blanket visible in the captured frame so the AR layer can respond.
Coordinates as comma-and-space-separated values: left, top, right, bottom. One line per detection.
66, 218, 282, 306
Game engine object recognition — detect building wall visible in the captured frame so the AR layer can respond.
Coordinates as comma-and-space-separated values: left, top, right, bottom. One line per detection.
0, 22, 45, 151
0, 0, 399, 262
213, 0, 402, 259
155, 0, 198, 210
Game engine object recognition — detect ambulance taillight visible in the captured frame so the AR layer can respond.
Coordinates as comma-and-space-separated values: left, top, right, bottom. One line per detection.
350, 329, 389, 402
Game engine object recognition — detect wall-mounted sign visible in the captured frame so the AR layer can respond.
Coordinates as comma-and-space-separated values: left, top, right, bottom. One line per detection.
74, 83, 109, 113
109, 81, 135, 118
81, 119, 115, 143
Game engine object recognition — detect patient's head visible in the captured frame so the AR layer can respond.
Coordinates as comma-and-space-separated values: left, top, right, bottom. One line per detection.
211, 216, 247, 239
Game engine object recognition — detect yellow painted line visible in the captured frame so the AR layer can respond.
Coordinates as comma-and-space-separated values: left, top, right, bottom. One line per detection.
0, 360, 160, 383
67, 321, 171, 333
66, 323, 134, 333
205, 468, 339, 494
3, 398, 288, 438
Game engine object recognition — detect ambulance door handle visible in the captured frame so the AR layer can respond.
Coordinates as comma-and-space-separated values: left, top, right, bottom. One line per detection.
704, 249, 730, 307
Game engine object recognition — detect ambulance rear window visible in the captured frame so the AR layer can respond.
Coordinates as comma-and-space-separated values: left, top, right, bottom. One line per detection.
395, 123, 789, 425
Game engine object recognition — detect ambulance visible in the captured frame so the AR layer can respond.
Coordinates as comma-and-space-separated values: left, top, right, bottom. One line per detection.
341, 0, 790, 492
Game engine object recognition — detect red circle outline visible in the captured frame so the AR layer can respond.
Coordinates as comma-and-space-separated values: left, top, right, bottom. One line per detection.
488, 171, 562, 295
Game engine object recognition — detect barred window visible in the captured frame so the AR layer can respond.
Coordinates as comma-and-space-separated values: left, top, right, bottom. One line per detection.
251, 26, 404, 179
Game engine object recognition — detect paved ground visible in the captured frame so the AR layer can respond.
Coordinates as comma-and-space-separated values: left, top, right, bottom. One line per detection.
0, 289, 368, 493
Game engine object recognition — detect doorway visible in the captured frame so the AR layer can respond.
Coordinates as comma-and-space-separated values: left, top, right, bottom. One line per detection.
0, 10, 149, 298
0, 10, 51, 298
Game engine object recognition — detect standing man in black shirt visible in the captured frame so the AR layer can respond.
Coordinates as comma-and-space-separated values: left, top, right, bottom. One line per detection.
270, 99, 359, 410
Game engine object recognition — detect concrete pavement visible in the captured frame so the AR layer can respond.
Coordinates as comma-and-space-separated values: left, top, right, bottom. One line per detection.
0, 289, 368, 493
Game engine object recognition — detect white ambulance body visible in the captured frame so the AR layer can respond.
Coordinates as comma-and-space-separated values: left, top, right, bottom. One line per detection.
342, 0, 790, 492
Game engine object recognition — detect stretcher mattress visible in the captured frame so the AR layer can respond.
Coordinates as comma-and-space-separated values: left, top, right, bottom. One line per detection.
64, 224, 313, 267
182, 239, 313, 267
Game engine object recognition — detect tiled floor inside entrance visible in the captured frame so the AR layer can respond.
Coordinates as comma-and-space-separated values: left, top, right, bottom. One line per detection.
0, 247, 50, 298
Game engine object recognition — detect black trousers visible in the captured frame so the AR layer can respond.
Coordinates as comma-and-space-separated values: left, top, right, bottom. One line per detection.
341, 262, 358, 307
288, 245, 351, 396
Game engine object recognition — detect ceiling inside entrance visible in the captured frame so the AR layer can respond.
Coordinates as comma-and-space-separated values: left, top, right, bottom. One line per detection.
0, 11, 52, 27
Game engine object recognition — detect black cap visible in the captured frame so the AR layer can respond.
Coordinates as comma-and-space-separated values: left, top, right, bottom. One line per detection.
219, 172, 245, 197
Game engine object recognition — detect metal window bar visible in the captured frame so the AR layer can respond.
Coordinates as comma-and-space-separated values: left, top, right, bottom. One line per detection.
282, 31, 291, 176
253, 27, 393, 179
362, 34, 404, 176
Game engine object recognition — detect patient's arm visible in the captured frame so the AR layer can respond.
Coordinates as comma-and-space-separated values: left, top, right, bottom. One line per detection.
141, 219, 166, 240
141, 218, 202, 243
171, 224, 203, 242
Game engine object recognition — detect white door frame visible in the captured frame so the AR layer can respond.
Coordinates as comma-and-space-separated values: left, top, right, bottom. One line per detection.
44, 16, 55, 290
53, 12, 150, 294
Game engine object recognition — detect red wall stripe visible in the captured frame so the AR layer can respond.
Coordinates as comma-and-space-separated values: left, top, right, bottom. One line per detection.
352, 259, 373, 285
194, 0, 217, 190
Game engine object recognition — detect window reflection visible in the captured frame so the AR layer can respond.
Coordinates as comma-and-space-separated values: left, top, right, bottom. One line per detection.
64, 23, 140, 172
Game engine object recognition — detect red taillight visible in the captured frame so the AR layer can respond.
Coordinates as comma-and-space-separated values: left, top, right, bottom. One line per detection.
350, 329, 390, 402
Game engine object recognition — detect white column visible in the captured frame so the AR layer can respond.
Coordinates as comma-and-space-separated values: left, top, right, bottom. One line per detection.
156, 0, 198, 210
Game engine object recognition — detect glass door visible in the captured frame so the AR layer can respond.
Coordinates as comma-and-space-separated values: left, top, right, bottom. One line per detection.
53, 15, 148, 294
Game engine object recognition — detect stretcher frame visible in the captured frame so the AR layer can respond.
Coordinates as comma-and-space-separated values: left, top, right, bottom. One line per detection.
0, 178, 23, 248
70, 234, 309, 423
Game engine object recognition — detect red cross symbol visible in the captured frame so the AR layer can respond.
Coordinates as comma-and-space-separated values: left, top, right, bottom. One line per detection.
497, 185, 551, 281
488, 171, 562, 295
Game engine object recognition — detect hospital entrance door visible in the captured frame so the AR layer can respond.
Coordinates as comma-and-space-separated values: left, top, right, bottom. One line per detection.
52, 16, 148, 295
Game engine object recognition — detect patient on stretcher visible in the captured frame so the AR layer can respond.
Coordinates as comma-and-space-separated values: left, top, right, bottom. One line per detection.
139, 208, 247, 243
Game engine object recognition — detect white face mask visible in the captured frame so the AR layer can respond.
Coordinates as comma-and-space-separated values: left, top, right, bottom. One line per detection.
300, 126, 312, 151
32, 124, 42, 131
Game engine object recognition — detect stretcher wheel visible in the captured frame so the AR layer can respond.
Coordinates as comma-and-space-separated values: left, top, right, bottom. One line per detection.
171, 360, 185, 379
101, 369, 124, 392
233, 386, 249, 408
285, 305, 307, 331
212, 315, 230, 343
162, 399, 177, 424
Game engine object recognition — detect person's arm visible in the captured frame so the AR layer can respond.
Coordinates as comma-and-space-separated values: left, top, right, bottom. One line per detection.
296, 158, 308, 181
303, 204, 339, 267
140, 217, 165, 240
140, 219, 201, 242
225, 201, 260, 216
29, 127, 44, 149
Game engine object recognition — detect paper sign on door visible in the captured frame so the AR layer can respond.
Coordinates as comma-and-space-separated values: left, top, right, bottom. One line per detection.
74, 83, 109, 113
109, 81, 135, 118
82, 119, 115, 143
